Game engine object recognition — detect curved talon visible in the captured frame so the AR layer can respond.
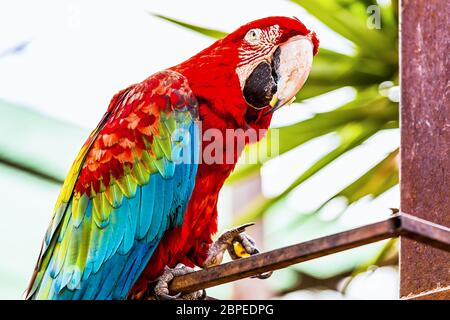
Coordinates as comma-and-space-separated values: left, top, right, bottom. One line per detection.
218, 223, 255, 245
237, 222, 256, 231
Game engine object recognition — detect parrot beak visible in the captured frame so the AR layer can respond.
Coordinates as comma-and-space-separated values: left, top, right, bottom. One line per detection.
240, 32, 315, 113
267, 35, 314, 113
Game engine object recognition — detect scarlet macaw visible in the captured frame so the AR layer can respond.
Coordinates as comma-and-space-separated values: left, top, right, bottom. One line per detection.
26, 16, 319, 300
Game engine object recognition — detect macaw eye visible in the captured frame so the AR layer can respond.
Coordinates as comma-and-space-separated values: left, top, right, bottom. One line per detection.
245, 28, 262, 45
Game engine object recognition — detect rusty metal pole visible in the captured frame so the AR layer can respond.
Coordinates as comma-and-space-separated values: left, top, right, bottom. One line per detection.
400, 0, 450, 299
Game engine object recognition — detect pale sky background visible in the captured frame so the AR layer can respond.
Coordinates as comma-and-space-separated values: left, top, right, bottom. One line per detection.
0, 0, 399, 299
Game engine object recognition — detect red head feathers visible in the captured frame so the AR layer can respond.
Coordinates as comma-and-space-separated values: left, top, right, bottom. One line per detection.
171, 16, 319, 133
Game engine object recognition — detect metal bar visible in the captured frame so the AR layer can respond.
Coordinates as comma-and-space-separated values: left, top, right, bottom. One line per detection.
167, 213, 450, 295
169, 216, 399, 295
399, 213, 450, 252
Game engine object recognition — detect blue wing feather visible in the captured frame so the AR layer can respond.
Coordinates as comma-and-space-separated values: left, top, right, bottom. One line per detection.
32, 123, 198, 300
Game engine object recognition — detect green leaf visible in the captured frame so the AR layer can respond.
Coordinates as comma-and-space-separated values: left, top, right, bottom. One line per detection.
235, 120, 384, 224
291, 0, 391, 55
299, 47, 397, 100
296, 84, 345, 100
305, 54, 396, 94
228, 95, 397, 184
151, 14, 227, 39
318, 148, 399, 210
276, 96, 397, 154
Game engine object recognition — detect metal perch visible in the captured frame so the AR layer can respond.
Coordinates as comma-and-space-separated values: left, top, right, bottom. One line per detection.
167, 213, 450, 295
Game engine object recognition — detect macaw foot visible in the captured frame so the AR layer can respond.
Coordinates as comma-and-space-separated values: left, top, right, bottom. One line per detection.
203, 223, 272, 279
154, 264, 206, 300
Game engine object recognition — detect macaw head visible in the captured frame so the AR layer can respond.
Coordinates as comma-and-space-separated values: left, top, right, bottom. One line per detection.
173, 16, 319, 130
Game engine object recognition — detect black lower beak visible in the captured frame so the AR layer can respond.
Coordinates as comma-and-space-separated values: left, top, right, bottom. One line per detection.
243, 61, 277, 110
243, 36, 313, 113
